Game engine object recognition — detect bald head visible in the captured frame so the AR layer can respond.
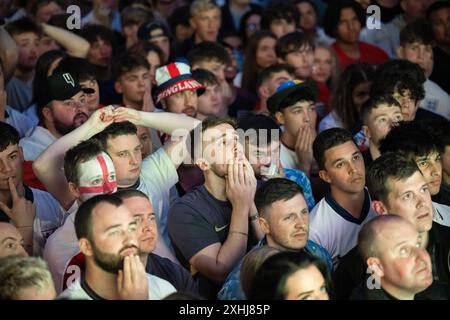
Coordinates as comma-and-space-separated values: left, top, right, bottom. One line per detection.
358, 215, 415, 261
358, 214, 433, 299
0, 223, 28, 258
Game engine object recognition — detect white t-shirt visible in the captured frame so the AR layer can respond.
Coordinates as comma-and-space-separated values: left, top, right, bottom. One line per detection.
360, 14, 406, 58
432, 201, 450, 227
419, 79, 450, 120
318, 110, 342, 133
308, 188, 377, 269
137, 147, 179, 258
28, 186, 66, 256
280, 142, 299, 170
19, 126, 57, 161
44, 201, 80, 293
5, 105, 36, 138
58, 273, 176, 300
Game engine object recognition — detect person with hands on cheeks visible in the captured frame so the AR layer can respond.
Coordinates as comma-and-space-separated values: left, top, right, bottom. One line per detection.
58, 194, 176, 300
267, 79, 319, 178
237, 113, 316, 211
168, 117, 262, 299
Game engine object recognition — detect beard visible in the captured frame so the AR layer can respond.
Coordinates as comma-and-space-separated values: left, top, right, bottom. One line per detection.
209, 163, 227, 178
91, 242, 140, 274
53, 112, 88, 136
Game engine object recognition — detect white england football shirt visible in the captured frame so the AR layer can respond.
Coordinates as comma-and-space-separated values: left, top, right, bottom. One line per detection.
58, 274, 176, 300
308, 188, 377, 269
44, 201, 80, 293
28, 186, 66, 256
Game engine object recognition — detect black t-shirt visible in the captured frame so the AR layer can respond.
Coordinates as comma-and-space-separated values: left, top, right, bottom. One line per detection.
372, 0, 403, 24
350, 281, 450, 300
334, 222, 450, 300
167, 185, 236, 299
145, 253, 200, 298
432, 182, 450, 207
415, 108, 448, 123
361, 149, 374, 168
430, 47, 450, 94
227, 87, 257, 118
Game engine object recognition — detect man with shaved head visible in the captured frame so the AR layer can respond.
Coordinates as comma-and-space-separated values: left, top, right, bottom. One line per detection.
333, 152, 450, 299
353, 215, 434, 300
116, 190, 199, 297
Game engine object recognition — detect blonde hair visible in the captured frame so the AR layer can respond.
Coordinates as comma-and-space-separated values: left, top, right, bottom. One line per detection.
0, 256, 54, 300
190, 0, 220, 17
313, 42, 340, 91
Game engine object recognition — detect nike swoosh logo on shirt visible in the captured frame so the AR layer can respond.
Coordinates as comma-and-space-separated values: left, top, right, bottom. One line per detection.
214, 224, 229, 232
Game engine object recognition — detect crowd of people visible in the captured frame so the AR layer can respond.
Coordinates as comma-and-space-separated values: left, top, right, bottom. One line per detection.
0, 0, 449, 301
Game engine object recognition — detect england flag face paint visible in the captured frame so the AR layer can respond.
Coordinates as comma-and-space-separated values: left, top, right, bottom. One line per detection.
77, 152, 117, 201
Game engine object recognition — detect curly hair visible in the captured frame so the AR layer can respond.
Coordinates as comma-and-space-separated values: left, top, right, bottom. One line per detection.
371, 59, 426, 103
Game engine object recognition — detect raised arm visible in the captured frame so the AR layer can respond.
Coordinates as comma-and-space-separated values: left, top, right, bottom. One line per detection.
33, 107, 116, 209
113, 108, 201, 167
189, 161, 256, 283
41, 23, 90, 58
0, 26, 18, 82
113, 107, 200, 134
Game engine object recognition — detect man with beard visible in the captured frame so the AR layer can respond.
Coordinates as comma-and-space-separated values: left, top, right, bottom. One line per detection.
34, 105, 200, 266
58, 194, 176, 300
39, 135, 118, 293
19, 70, 93, 189
167, 117, 263, 299
116, 189, 200, 297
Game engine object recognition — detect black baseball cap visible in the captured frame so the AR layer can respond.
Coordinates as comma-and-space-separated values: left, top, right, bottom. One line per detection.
42, 71, 95, 106
138, 20, 171, 42
267, 80, 319, 115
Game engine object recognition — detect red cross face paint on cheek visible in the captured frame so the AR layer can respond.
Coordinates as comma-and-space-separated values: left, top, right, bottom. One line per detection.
77, 152, 117, 201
